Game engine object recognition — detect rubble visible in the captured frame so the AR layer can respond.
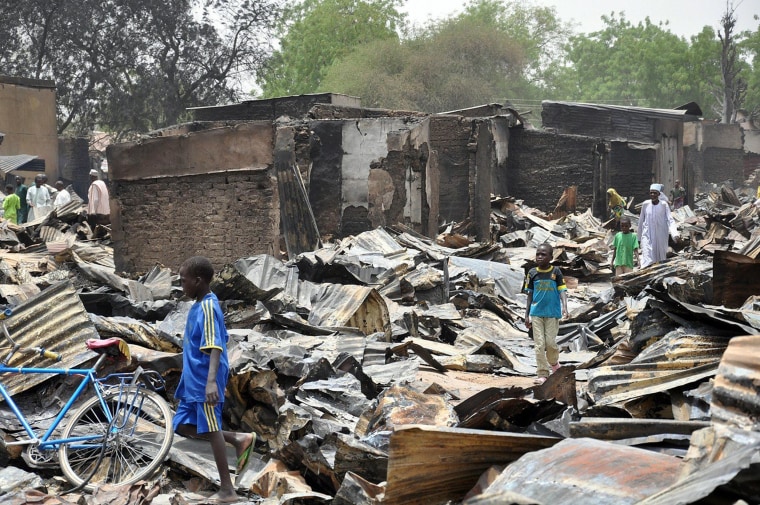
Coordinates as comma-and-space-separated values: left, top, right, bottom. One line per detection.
0, 180, 759, 505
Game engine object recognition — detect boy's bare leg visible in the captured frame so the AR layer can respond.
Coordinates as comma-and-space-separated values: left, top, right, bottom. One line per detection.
207, 430, 237, 502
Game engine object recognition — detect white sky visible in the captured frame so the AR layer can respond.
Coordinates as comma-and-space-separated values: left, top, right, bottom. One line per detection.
401, 0, 760, 38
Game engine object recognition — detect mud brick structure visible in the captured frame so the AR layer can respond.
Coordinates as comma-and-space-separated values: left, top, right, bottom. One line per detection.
107, 122, 279, 273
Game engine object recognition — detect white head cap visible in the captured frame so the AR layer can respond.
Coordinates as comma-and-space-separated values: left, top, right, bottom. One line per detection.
650, 183, 659, 191
89, 169, 99, 177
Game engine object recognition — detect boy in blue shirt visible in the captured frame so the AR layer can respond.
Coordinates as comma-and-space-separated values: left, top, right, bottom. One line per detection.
524, 244, 569, 385
174, 256, 256, 503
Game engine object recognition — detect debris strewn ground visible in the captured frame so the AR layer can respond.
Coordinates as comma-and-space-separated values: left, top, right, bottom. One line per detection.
0, 182, 759, 504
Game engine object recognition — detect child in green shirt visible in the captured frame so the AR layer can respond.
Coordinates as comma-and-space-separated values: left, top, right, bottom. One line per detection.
611, 217, 640, 276
3, 185, 20, 224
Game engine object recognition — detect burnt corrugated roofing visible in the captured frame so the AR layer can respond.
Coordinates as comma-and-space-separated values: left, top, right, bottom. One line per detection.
542, 101, 702, 121
0, 155, 43, 174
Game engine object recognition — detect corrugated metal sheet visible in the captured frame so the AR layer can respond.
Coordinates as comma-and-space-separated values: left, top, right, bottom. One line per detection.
0, 155, 42, 174
308, 284, 391, 340
711, 335, 760, 430
543, 101, 700, 121
1, 280, 99, 396
474, 438, 682, 505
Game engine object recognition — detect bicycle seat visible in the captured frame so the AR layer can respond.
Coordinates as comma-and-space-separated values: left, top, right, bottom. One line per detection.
86, 338, 131, 361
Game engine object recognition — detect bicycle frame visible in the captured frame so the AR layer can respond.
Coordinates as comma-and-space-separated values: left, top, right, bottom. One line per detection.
0, 362, 147, 452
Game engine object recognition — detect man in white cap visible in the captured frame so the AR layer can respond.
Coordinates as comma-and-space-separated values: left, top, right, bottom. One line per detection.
638, 183, 679, 268
87, 169, 110, 229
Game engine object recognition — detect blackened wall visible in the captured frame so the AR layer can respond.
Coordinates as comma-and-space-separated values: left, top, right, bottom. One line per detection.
508, 129, 599, 212
608, 142, 657, 203
703, 147, 745, 184
430, 116, 472, 225
308, 121, 344, 238
58, 137, 91, 199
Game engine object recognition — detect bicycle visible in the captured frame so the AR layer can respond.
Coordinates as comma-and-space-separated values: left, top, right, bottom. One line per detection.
0, 323, 174, 492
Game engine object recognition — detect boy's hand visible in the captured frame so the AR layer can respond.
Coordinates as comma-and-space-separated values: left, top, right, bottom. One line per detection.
205, 381, 219, 404
524, 315, 531, 330
561, 308, 569, 320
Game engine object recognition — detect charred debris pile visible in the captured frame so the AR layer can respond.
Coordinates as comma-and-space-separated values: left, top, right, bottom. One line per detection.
0, 185, 759, 505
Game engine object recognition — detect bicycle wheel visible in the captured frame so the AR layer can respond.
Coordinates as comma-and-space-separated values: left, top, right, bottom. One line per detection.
59, 387, 174, 490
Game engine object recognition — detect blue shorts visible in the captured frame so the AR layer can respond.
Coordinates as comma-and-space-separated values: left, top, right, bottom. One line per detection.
173, 401, 223, 434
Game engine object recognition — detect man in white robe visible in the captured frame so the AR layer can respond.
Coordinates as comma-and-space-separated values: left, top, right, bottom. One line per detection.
638, 183, 679, 268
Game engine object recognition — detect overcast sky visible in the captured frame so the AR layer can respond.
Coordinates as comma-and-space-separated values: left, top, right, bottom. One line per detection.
401, 0, 760, 38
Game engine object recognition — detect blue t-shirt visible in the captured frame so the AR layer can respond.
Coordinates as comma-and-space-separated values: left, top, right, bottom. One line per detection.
524, 266, 567, 319
175, 292, 229, 402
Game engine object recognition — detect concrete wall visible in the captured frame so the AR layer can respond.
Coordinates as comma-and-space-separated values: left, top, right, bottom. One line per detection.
0, 76, 58, 176
107, 122, 279, 273
306, 117, 430, 238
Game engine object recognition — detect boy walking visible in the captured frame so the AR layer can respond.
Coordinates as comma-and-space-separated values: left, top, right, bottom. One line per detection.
611, 217, 640, 276
524, 244, 568, 385
174, 256, 256, 504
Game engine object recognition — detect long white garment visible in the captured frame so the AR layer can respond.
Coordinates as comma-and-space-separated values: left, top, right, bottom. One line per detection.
637, 199, 678, 268
54, 189, 71, 207
26, 185, 52, 221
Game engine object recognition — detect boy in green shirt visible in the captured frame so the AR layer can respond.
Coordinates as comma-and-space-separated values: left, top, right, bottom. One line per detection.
611, 217, 640, 276
3, 185, 20, 224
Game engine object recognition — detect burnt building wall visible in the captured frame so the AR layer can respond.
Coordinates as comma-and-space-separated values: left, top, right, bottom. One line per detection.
306, 117, 428, 239
702, 147, 745, 185
429, 115, 472, 225
507, 129, 598, 212
542, 101, 661, 144
111, 170, 278, 273
608, 142, 657, 202
57, 137, 91, 199
107, 122, 279, 273
192, 93, 361, 122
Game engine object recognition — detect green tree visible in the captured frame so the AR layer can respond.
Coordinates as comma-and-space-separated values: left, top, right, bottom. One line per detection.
319, 0, 570, 114
741, 19, 760, 118
561, 13, 699, 108
257, 0, 404, 98
0, 0, 281, 138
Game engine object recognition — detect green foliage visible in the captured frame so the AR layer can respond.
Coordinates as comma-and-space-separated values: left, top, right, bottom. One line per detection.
739, 18, 760, 118
319, 0, 570, 114
559, 14, 702, 109
0, 0, 280, 138
257, 0, 403, 97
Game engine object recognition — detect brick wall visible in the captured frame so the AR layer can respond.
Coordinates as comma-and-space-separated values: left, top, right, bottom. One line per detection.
111, 169, 279, 273
703, 147, 745, 184
508, 129, 599, 212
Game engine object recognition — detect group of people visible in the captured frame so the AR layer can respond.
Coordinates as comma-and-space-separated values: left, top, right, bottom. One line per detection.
1, 169, 110, 227
606, 181, 682, 274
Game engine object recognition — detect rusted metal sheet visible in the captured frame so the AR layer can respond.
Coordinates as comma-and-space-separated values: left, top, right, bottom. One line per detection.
384, 425, 559, 505
470, 438, 681, 504
712, 251, 760, 308
711, 335, 760, 430
275, 126, 321, 258
569, 418, 710, 440
1, 280, 98, 396
588, 362, 718, 406
308, 284, 391, 341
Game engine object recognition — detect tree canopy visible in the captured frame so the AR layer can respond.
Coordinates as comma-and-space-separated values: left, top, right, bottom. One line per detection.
257, 0, 404, 98
0, 0, 281, 138
318, 0, 571, 114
